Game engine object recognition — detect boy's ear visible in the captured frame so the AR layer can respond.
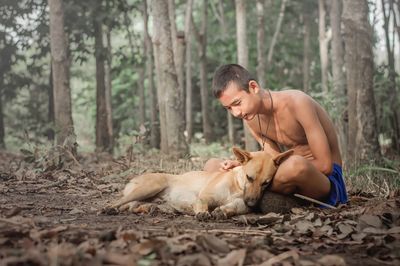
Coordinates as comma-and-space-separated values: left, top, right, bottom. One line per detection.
273, 149, 294, 166
248, 80, 260, 94
232, 147, 252, 164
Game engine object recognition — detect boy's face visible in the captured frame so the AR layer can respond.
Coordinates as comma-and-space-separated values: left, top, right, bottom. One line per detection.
218, 81, 261, 121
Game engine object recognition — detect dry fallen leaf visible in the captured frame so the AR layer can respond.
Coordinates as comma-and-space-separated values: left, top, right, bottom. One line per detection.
197, 234, 230, 254
30, 225, 68, 240
336, 223, 354, 239
294, 220, 314, 235
317, 254, 346, 266
217, 248, 246, 266
258, 250, 300, 266
358, 215, 382, 230
69, 208, 85, 215
249, 249, 274, 264
176, 253, 212, 266
131, 239, 166, 256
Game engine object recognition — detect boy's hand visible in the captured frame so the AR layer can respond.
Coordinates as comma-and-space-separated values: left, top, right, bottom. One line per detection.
219, 160, 240, 171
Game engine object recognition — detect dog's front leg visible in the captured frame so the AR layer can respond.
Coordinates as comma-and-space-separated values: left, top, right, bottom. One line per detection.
193, 198, 211, 221
211, 198, 250, 220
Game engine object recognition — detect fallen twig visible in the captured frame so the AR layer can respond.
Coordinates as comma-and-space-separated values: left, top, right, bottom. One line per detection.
183, 228, 273, 236
294, 193, 336, 209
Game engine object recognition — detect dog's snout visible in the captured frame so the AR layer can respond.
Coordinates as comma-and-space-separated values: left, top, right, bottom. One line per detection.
245, 198, 258, 207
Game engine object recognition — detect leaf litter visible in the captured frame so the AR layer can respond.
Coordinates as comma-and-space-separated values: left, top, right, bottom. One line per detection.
0, 150, 399, 265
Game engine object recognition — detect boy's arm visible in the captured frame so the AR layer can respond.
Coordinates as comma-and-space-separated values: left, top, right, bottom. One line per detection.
245, 123, 281, 155
293, 96, 333, 175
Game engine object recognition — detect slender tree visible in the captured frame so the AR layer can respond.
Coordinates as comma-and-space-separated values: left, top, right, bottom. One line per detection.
210, 0, 235, 143
48, 63, 55, 141
48, 0, 76, 151
104, 19, 114, 152
168, 0, 185, 108
94, 1, 112, 153
266, 0, 288, 70
143, 0, 159, 148
143, 0, 160, 148
302, 0, 312, 93
184, 0, 194, 143
342, 0, 380, 163
0, 77, 4, 149
318, 0, 330, 94
381, 0, 400, 151
151, 0, 188, 157
330, 0, 347, 160
236, 0, 258, 151
257, 0, 266, 89
138, 48, 146, 127
198, 0, 212, 143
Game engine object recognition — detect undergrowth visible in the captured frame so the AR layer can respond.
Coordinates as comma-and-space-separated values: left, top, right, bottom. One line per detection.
345, 157, 400, 197
6, 137, 400, 198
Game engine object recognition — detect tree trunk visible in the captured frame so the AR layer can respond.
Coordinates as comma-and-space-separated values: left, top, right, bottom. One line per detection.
185, 0, 193, 143
318, 0, 330, 94
236, 0, 258, 151
104, 24, 114, 152
330, 0, 347, 162
168, 0, 185, 111
224, 0, 235, 144
48, 0, 76, 152
256, 0, 266, 89
382, 0, 400, 151
198, 0, 212, 143
210, 0, 234, 143
138, 65, 146, 127
342, 0, 380, 164
266, 0, 288, 70
151, 0, 188, 157
94, 5, 112, 153
138, 4, 146, 128
48, 63, 55, 141
144, 0, 159, 149
302, 0, 311, 93
0, 75, 5, 149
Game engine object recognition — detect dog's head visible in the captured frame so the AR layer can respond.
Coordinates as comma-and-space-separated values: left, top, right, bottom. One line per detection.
232, 147, 294, 207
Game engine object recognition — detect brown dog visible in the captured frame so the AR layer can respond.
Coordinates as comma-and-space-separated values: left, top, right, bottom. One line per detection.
110, 148, 293, 219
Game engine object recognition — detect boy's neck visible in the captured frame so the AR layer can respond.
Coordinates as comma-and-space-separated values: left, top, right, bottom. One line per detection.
259, 89, 275, 116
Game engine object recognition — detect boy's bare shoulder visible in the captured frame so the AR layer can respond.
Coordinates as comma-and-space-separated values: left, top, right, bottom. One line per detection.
278, 89, 313, 108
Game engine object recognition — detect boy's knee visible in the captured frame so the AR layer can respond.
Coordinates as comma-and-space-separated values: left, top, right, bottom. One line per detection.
284, 155, 309, 178
204, 158, 222, 172
275, 156, 309, 184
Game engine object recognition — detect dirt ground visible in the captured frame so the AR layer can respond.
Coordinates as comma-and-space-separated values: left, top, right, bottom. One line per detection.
0, 149, 399, 266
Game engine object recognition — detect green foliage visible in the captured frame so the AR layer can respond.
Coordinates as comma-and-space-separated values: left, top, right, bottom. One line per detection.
190, 141, 231, 159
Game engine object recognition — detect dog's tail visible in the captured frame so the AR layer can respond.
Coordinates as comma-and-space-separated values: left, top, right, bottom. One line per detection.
111, 173, 171, 209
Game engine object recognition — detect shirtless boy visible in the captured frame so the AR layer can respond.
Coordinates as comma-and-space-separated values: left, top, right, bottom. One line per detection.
204, 64, 348, 206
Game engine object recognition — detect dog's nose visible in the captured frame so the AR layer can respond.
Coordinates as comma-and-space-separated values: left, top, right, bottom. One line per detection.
245, 198, 257, 207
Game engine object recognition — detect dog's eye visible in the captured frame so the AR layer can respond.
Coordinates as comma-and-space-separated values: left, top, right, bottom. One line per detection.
246, 174, 254, 182
261, 180, 270, 187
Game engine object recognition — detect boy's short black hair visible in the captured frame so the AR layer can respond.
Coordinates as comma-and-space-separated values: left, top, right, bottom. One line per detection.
212, 64, 256, 98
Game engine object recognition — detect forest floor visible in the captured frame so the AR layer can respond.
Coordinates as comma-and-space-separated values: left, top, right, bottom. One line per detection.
0, 148, 399, 266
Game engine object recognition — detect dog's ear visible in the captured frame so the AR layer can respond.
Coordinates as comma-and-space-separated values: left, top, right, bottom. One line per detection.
273, 149, 294, 166
232, 147, 252, 164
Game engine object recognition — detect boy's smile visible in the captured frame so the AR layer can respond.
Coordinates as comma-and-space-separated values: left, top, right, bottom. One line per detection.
218, 81, 260, 120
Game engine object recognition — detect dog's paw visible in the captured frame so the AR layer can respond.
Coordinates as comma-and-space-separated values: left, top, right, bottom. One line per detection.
211, 207, 228, 220
195, 211, 212, 221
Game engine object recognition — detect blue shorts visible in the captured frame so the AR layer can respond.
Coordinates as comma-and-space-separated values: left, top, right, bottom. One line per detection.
321, 163, 348, 207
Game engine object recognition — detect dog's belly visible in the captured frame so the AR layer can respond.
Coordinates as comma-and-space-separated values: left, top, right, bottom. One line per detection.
163, 187, 198, 213
163, 171, 215, 213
